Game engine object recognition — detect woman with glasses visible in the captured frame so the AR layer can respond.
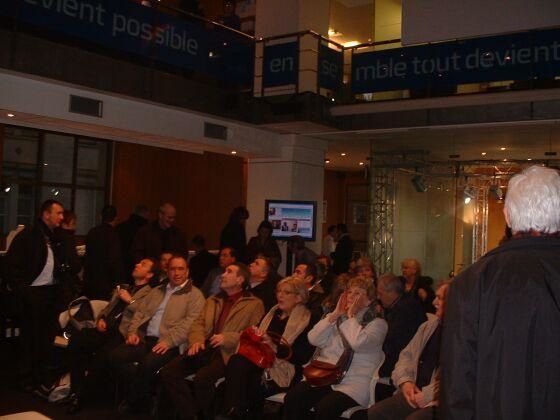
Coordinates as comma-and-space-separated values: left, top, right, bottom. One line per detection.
219, 277, 315, 419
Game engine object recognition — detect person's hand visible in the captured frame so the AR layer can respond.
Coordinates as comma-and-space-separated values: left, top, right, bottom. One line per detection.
187, 341, 205, 356
400, 381, 420, 408
347, 295, 365, 318
208, 334, 225, 348
418, 288, 428, 301
126, 333, 140, 346
152, 341, 170, 355
96, 318, 107, 333
118, 289, 133, 304
412, 390, 427, 408
329, 292, 348, 322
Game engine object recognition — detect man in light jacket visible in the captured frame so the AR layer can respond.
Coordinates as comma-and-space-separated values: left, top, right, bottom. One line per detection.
159, 262, 264, 419
110, 255, 204, 414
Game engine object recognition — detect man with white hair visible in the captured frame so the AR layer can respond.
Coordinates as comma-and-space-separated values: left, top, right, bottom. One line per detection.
440, 165, 560, 420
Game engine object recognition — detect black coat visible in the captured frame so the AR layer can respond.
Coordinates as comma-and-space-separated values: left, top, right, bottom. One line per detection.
380, 295, 427, 377
440, 236, 560, 420
250, 279, 276, 312
220, 221, 247, 262
84, 223, 123, 300
188, 249, 218, 289
131, 221, 188, 262
332, 233, 353, 275
6, 219, 81, 298
116, 214, 148, 271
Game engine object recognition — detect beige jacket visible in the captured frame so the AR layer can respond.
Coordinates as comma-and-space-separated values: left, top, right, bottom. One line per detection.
98, 284, 152, 338
188, 292, 264, 362
127, 280, 205, 348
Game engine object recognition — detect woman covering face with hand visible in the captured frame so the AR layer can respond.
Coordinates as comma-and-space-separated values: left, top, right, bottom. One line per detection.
283, 277, 388, 420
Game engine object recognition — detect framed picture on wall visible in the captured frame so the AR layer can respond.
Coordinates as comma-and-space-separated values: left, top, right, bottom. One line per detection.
352, 202, 368, 225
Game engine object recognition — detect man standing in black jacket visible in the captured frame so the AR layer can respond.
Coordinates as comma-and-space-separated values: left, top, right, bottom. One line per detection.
84, 205, 123, 300
116, 204, 149, 281
332, 223, 353, 275
6, 199, 81, 392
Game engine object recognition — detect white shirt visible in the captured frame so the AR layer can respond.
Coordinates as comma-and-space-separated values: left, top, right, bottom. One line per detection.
31, 242, 54, 286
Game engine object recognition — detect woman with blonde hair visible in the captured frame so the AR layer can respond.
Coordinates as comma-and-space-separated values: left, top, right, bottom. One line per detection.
220, 277, 315, 419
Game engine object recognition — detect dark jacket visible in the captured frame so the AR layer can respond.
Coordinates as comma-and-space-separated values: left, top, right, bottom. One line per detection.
246, 236, 282, 269
116, 214, 148, 273
332, 233, 353, 275
440, 236, 560, 420
188, 249, 219, 289
220, 220, 247, 262
84, 223, 123, 300
250, 279, 276, 312
380, 294, 427, 378
6, 219, 81, 293
131, 221, 187, 262
402, 275, 436, 314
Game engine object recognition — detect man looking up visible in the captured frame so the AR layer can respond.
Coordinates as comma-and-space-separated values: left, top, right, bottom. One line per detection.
201, 247, 237, 297
7, 199, 80, 393
159, 262, 264, 419
132, 202, 187, 262
248, 257, 276, 311
111, 255, 204, 414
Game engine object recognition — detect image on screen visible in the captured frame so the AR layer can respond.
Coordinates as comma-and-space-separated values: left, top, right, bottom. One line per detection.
265, 200, 317, 241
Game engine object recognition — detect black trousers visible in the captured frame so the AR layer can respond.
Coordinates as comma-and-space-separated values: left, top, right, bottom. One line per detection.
67, 327, 123, 398
109, 336, 179, 406
20, 285, 59, 387
159, 347, 226, 419
283, 381, 358, 420
222, 353, 282, 418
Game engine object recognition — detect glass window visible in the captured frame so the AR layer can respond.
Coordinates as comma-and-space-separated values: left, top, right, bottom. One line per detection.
76, 138, 108, 187
42, 133, 74, 184
75, 189, 105, 235
2, 126, 38, 181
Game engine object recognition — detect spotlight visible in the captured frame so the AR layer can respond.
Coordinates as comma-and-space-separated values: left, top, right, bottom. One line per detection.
411, 175, 427, 193
464, 186, 475, 204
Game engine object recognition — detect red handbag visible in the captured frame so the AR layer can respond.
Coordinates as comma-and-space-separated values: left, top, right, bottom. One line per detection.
237, 327, 291, 369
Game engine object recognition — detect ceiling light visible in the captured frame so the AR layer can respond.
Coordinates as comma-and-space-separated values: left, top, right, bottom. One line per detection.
328, 28, 342, 37
4, 187, 11, 193
527, 158, 532, 161
464, 186, 476, 204
503, 158, 507, 162
500, 147, 506, 151
231, 150, 237, 155
359, 162, 364, 166
325, 158, 331, 164
481, 152, 487, 156
7, 113, 15, 118
340, 153, 346, 156
343, 41, 360, 48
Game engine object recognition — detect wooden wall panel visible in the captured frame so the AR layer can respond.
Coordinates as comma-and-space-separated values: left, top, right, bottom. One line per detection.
112, 142, 245, 249
323, 170, 367, 233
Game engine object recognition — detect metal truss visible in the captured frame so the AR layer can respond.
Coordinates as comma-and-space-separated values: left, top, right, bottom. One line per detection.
368, 167, 395, 275
472, 186, 489, 261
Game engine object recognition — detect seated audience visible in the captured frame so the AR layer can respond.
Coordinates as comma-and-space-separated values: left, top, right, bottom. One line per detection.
221, 277, 314, 419
201, 247, 237, 297
151, 252, 172, 288
159, 262, 264, 419
376, 273, 427, 401
246, 220, 282, 270
293, 263, 325, 322
188, 234, 219, 288
400, 259, 435, 313
65, 258, 156, 413
110, 255, 204, 414
283, 277, 387, 420
248, 257, 276, 311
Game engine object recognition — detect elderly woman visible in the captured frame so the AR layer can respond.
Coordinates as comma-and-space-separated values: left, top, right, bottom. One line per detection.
283, 277, 388, 420
356, 257, 377, 286
246, 220, 282, 270
400, 259, 435, 313
220, 277, 314, 419
351, 281, 452, 420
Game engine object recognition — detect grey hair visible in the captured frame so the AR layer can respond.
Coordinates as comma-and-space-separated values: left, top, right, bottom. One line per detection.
378, 272, 404, 295
505, 166, 560, 233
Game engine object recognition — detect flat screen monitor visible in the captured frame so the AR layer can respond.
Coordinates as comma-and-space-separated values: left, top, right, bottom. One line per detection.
265, 200, 317, 241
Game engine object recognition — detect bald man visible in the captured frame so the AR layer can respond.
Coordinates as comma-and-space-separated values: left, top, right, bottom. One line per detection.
132, 203, 188, 262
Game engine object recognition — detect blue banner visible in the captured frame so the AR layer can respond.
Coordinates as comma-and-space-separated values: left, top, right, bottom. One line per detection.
319, 44, 343, 90
352, 28, 560, 93
263, 42, 299, 88
0, 0, 253, 85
